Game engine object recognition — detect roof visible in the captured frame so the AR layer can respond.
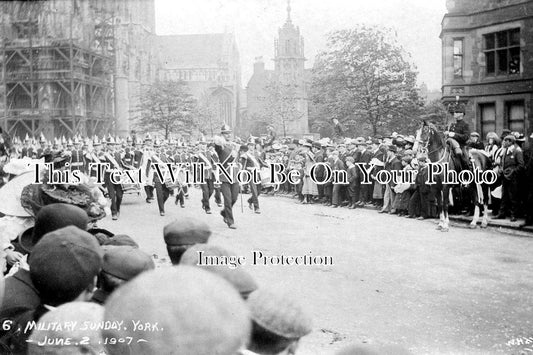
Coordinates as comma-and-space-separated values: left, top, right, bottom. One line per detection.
155, 34, 235, 69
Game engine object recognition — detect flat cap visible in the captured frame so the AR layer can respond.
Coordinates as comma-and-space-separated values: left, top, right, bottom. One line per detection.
163, 218, 211, 246
30, 226, 103, 306
103, 266, 250, 355
181, 244, 258, 298
28, 302, 105, 355
247, 288, 312, 340
103, 234, 139, 248
102, 246, 154, 281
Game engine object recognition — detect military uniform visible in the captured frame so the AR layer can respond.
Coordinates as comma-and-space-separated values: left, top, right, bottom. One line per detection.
102, 145, 124, 220
240, 147, 263, 213
214, 125, 240, 229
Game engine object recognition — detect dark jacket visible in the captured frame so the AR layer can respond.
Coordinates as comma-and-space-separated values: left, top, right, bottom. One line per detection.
0, 269, 41, 354
449, 120, 470, 146
502, 145, 524, 180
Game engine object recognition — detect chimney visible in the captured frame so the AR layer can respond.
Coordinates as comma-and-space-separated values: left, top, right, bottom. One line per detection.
253, 57, 265, 73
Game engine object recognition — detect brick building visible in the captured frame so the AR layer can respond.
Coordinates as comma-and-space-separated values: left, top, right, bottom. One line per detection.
441, 0, 533, 138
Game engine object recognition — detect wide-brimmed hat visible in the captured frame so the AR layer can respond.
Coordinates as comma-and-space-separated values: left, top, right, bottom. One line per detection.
19, 203, 89, 253
0, 171, 35, 217
2, 158, 42, 176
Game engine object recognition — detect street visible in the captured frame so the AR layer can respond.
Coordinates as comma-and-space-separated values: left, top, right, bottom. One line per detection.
99, 188, 533, 355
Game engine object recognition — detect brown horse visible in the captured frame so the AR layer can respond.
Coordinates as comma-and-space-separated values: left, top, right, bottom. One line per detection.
417, 121, 494, 231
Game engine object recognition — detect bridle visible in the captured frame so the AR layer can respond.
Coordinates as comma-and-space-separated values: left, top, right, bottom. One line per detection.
419, 125, 448, 164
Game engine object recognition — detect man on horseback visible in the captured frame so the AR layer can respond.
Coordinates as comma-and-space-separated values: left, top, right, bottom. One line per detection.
444, 112, 471, 171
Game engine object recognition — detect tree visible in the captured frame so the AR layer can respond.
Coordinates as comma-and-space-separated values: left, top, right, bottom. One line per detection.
193, 92, 224, 137
259, 78, 304, 137
311, 25, 423, 137
421, 99, 449, 131
136, 80, 197, 140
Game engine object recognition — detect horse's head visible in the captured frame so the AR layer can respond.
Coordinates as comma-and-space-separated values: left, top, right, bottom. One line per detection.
418, 120, 445, 161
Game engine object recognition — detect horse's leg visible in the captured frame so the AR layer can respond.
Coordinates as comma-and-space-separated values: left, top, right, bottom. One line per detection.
481, 185, 489, 228
436, 189, 444, 230
470, 204, 480, 228
442, 185, 450, 232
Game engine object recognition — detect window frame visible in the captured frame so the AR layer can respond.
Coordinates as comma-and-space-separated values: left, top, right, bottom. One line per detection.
479, 102, 497, 139
453, 38, 464, 79
483, 28, 521, 77
505, 100, 525, 132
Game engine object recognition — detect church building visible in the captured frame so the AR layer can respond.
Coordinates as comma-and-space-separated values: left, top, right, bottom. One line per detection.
245, 1, 310, 137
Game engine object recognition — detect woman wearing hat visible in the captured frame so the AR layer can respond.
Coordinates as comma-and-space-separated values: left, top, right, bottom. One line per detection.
300, 142, 318, 204
485, 132, 501, 161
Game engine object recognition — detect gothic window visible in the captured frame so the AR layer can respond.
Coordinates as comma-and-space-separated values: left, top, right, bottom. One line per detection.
285, 40, 290, 55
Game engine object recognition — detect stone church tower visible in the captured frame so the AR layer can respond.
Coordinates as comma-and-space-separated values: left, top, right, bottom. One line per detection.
273, 0, 309, 135
246, 0, 310, 137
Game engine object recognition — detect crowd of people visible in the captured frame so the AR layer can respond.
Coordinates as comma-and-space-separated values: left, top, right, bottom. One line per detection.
0, 117, 532, 231
257, 122, 533, 228
0, 117, 529, 354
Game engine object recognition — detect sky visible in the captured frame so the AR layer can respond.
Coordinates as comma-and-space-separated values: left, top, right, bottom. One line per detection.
155, 0, 447, 91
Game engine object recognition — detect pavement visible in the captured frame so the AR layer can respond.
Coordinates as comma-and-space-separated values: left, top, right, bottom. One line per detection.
99, 188, 533, 355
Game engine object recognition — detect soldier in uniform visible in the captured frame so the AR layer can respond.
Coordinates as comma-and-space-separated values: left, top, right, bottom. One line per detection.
240, 140, 263, 214
444, 112, 471, 170
85, 137, 103, 179
70, 137, 85, 173
102, 137, 124, 220
208, 143, 223, 207
172, 145, 187, 208
151, 140, 172, 216
214, 124, 240, 229
142, 135, 155, 204
194, 141, 215, 214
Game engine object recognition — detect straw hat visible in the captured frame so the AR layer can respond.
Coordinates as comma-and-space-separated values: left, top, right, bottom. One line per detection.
0, 171, 35, 217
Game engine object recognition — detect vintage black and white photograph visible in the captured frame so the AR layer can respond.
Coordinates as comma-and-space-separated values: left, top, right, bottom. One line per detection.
0, 0, 531, 354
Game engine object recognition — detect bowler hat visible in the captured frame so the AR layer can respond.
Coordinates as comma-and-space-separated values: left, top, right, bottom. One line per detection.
19, 203, 89, 253
221, 124, 232, 134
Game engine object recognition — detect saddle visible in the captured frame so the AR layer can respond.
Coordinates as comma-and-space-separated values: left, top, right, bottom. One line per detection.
445, 138, 470, 171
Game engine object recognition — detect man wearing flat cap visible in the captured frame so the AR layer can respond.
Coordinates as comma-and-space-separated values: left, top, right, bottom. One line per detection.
0, 204, 90, 336
92, 246, 154, 305
495, 134, 524, 222
241, 288, 312, 355
0, 226, 103, 353
163, 218, 211, 264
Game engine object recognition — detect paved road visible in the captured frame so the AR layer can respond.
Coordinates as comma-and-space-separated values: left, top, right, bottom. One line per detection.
99, 188, 533, 355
